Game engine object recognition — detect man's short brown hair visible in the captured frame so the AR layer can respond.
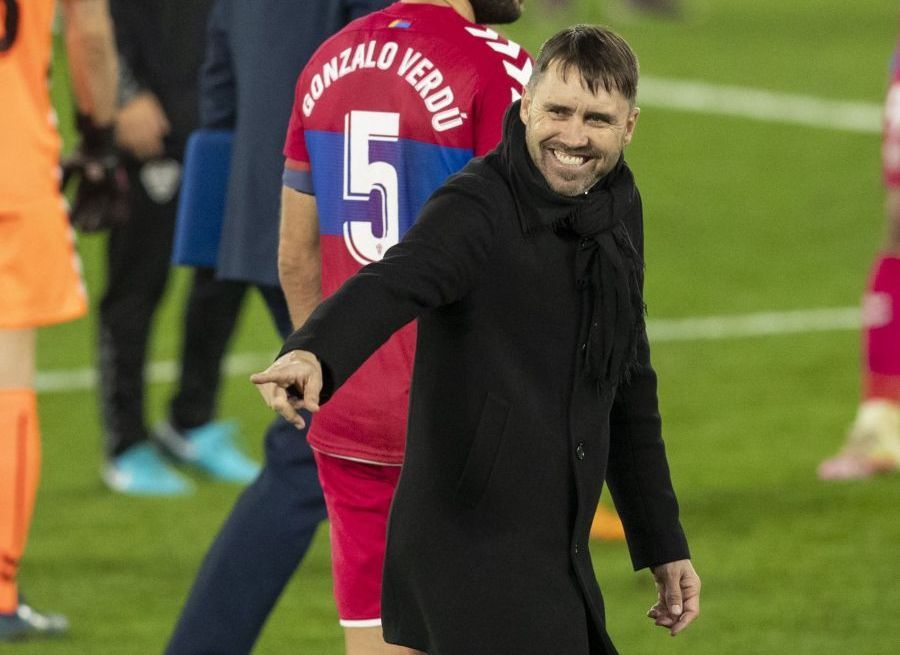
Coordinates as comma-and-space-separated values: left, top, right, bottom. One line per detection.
528, 25, 639, 105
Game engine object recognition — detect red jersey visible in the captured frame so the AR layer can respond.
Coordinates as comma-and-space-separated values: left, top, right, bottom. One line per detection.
283, 2, 531, 464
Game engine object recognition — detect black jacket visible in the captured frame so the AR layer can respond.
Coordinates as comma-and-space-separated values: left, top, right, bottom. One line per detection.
284, 108, 690, 655
110, 0, 214, 158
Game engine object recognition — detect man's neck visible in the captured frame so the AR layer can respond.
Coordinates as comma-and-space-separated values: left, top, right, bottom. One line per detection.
400, 0, 476, 23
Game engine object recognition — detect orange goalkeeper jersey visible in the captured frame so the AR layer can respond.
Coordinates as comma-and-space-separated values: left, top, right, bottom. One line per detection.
0, 0, 62, 212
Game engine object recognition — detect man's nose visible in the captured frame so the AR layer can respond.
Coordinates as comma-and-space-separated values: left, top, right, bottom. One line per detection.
556, 119, 589, 149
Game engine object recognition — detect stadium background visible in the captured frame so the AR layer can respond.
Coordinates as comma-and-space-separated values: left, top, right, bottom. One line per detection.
22, 0, 898, 652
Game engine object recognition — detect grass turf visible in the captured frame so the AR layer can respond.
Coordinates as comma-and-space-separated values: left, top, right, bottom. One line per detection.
15, 0, 899, 652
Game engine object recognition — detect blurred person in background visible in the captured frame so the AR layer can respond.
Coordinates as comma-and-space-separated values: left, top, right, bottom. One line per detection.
276, 1, 531, 652
164, 1, 387, 653
0, 0, 116, 640
819, 38, 900, 481
97, 0, 259, 496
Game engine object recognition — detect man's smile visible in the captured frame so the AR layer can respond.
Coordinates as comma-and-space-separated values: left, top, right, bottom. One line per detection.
550, 148, 591, 167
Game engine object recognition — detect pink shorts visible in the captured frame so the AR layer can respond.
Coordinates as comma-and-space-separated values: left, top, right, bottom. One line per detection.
313, 450, 402, 627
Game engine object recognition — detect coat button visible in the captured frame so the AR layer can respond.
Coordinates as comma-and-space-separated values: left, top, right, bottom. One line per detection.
575, 442, 585, 460
574, 543, 580, 554
580, 238, 591, 250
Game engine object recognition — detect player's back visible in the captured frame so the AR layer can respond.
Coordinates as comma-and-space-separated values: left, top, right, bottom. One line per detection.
283, 1, 531, 464
0, 0, 62, 212
286, 1, 531, 288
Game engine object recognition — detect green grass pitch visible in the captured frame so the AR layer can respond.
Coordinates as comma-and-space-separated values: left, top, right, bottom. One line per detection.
19, 0, 899, 652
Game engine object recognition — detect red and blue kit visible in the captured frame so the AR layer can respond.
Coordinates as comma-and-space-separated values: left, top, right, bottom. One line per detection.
283, 2, 532, 465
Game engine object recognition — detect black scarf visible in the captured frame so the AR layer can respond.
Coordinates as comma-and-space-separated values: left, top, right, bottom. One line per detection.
498, 101, 645, 388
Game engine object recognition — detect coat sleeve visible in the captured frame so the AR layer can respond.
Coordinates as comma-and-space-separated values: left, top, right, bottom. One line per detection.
280, 175, 499, 401
606, 187, 691, 570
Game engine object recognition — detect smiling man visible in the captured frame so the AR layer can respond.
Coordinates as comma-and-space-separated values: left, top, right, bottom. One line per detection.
253, 25, 700, 655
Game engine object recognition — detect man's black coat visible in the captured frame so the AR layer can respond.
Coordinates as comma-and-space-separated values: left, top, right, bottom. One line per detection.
283, 110, 690, 655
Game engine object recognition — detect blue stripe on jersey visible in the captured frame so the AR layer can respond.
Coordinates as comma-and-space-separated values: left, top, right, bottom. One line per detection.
305, 130, 473, 238
283, 168, 314, 194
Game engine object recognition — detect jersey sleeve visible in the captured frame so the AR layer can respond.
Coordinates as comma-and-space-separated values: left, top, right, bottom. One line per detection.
471, 37, 533, 156
283, 71, 314, 195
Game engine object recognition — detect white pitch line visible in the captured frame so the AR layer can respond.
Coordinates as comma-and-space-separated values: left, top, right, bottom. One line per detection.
639, 75, 882, 134
35, 351, 276, 394
646, 306, 860, 342
34, 307, 861, 394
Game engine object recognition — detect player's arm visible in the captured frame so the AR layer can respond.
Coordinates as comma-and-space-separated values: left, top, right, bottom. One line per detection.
60, 0, 128, 232
101, 0, 168, 160
60, 0, 117, 127
279, 186, 322, 330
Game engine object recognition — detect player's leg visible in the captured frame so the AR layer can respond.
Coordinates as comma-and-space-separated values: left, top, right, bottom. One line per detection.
98, 159, 190, 494
156, 267, 258, 483
313, 452, 420, 655
820, 189, 900, 479
0, 328, 39, 619
0, 330, 65, 640
0, 202, 83, 639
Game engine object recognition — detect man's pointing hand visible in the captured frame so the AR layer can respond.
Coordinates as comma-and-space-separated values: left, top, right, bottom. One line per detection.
250, 350, 323, 429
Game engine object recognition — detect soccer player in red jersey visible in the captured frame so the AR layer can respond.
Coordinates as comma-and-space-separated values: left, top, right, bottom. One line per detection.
279, 1, 531, 652
819, 43, 900, 481
0, 0, 117, 639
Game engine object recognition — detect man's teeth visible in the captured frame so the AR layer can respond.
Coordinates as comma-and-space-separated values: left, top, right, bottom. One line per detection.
553, 150, 586, 166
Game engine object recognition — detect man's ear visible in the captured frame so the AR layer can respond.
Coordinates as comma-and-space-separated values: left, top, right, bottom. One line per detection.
623, 106, 640, 146
519, 87, 531, 125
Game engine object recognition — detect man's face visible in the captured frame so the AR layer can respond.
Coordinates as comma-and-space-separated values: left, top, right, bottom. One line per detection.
519, 61, 639, 196
470, 0, 524, 25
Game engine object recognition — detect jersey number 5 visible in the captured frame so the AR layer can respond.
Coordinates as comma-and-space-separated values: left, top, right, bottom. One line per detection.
342, 110, 400, 265
0, 0, 19, 53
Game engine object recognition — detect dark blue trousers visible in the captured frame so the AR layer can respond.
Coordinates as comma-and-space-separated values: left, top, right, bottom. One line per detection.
165, 285, 327, 655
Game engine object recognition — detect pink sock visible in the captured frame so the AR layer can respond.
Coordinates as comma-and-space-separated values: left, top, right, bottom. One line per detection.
862, 255, 900, 401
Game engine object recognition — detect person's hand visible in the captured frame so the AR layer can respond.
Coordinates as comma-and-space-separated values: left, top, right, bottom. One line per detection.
648, 559, 701, 636
115, 91, 170, 160
62, 114, 129, 232
250, 350, 323, 429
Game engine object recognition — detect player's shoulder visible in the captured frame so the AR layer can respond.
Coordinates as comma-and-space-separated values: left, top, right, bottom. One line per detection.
307, 10, 382, 61
362, 5, 532, 77
440, 22, 532, 76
